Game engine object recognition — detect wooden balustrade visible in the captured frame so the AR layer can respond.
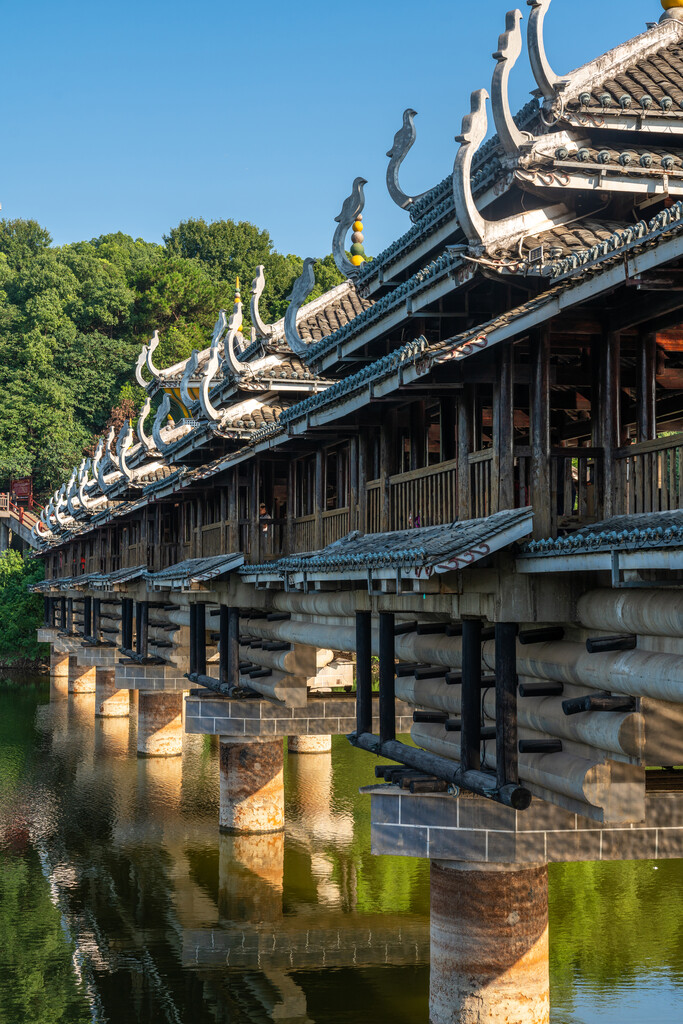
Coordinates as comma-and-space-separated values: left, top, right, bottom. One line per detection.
293, 514, 317, 553
200, 523, 224, 557
366, 481, 381, 534
322, 507, 350, 546
389, 458, 458, 531
468, 450, 493, 520
616, 433, 683, 514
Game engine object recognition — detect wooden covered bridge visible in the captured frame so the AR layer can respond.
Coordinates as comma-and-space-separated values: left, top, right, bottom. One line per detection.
32, 3, 683, 1021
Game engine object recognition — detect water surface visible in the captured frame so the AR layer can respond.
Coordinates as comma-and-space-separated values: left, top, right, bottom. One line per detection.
0, 677, 681, 1023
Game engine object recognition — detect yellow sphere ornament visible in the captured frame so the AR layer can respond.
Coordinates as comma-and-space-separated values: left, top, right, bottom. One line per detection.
663, 0, 683, 9
351, 254, 364, 267
353, 220, 364, 233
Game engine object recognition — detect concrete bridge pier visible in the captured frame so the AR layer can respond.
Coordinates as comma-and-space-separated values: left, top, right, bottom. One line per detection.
137, 691, 184, 757
50, 650, 70, 698
68, 655, 96, 694
430, 860, 549, 1024
288, 735, 332, 754
95, 667, 131, 718
219, 737, 285, 834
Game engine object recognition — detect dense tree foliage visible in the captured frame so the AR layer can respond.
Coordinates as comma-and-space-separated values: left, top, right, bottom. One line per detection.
0, 551, 45, 664
0, 218, 343, 498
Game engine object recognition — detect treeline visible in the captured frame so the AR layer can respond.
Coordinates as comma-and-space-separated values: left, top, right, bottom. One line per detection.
0, 218, 342, 498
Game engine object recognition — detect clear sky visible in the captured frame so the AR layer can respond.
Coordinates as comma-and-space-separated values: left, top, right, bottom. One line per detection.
0, 0, 667, 258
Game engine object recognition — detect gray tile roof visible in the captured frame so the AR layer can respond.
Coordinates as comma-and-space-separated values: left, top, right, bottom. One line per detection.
566, 39, 683, 114
144, 554, 243, 589
242, 508, 533, 578
522, 511, 683, 557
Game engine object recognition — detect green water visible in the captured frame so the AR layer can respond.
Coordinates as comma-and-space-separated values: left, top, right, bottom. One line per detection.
0, 678, 682, 1023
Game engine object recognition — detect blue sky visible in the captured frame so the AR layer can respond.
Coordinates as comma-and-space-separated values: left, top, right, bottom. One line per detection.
0, 0, 666, 257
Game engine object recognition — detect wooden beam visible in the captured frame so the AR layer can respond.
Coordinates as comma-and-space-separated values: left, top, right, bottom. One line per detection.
638, 331, 657, 443
493, 345, 514, 511
457, 389, 473, 521
601, 328, 621, 518
530, 328, 551, 539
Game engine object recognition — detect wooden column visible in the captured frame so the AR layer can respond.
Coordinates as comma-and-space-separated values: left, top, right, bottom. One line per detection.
457, 389, 473, 521
601, 328, 621, 518
349, 435, 359, 532
358, 429, 368, 533
410, 401, 426, 472
637, 330, 657, 444
314, 450, 324, 549
286, 461, 295, 555
530, 328, 551, 539
227, 470, 238, 552
493, 345, 514, 512
249, 461, 260, 559
441, 397, 457, 463
380, 417, 393, 532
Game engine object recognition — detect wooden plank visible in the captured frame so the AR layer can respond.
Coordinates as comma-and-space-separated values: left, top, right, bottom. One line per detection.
458, 390, 473, 521
494, 345, 514, 512
530, 328, 552, 538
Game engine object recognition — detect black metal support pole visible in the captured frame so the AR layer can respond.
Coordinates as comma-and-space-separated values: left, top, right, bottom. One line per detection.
196, 603, 206, 677
461, 619, 482, 772
84, 597, 92, 639
189, 604, 197, 676
43, 597, 50, 628
219, 606, 239, 689
93, 599, 100, 642
67, 598, 74, 635
379, 611, 396, 744
122, 599, 133, 651
356, 611, 373, 735
136, 602, 149, 660
495, 622, 519, 788
60, 597, 66, 631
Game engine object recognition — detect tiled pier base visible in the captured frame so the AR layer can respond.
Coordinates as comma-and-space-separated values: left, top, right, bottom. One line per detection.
78, 645, 118, 668
431, 860, 549, 1024
288, 734, 332, 754
185, 694, 413, 738
95, 667, 130, 718
116, 661, 189, 692
68, 656, 96, 695
368, 787, 683, 863
137, 691, 183, 757
219, 738, 285, 835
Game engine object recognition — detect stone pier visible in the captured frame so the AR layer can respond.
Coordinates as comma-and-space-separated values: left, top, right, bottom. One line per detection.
50, 650, 70, 698
68, 656, 96, 694
430, 860, 549, 1024
219, 738, 285, 834
137, 691, 184, 757
288, 734, 332, 754
95, 667, 131, 718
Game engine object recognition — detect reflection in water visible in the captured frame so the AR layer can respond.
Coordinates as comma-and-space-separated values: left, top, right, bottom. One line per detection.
0, 677, 682, 1023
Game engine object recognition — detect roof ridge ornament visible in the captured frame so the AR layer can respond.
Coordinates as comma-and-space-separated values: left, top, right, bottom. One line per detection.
250, 266, 273, 340
199, 345, 222, 422
332, 178, 367, 278
180, 350, 199, 410
66, 469, 80, 517
223, 296, 246, 376
212, 309, 228, 348
145, 330, 164, 380
152, 394, 174, 457
492, 10, 534, 156
116, 421, 134, 482
284, 258, 316, 358
135, 344, 150, 387
453, 89, 491, 248
527, 0, 563, 101
137, 395, 157, 454
386, 110, 431, 211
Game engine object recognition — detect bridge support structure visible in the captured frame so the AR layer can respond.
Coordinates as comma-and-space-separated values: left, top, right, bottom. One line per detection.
95, 667, 131, 718
68, 656, 96, 694
219, 737, 285, 834
137, 690, 184, 757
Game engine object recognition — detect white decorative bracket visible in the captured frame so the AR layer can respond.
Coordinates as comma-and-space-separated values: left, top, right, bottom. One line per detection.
152, 394, 174, 457
223, 300, 246, 377
116, 422, 134, 482
332, 178, 367, 278
180, 350, 199, 411
135, 344, 150, 387
211, 310, 228, 349
199, 347, 222, 422
78, 459, 92, 509
386, 110, 430, 211
492, 10, 532, 156
284, 258, 316, 358
145, 330, 164, 380
251, 266, 272, 340
54, 485, 71, 528
137, 395, 157, 454
527, 0, 563, 101
66, 470, 80, 518
453, 90, 491, 248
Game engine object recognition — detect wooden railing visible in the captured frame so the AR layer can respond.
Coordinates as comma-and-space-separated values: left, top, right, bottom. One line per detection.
322, 507, 350, 545
616, 434, 683, 514
200, 523, 224, 557
389, 458, 458, 531
469, 450, 493, 520
366, 481, 381, 534
293, 514, 317, 553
